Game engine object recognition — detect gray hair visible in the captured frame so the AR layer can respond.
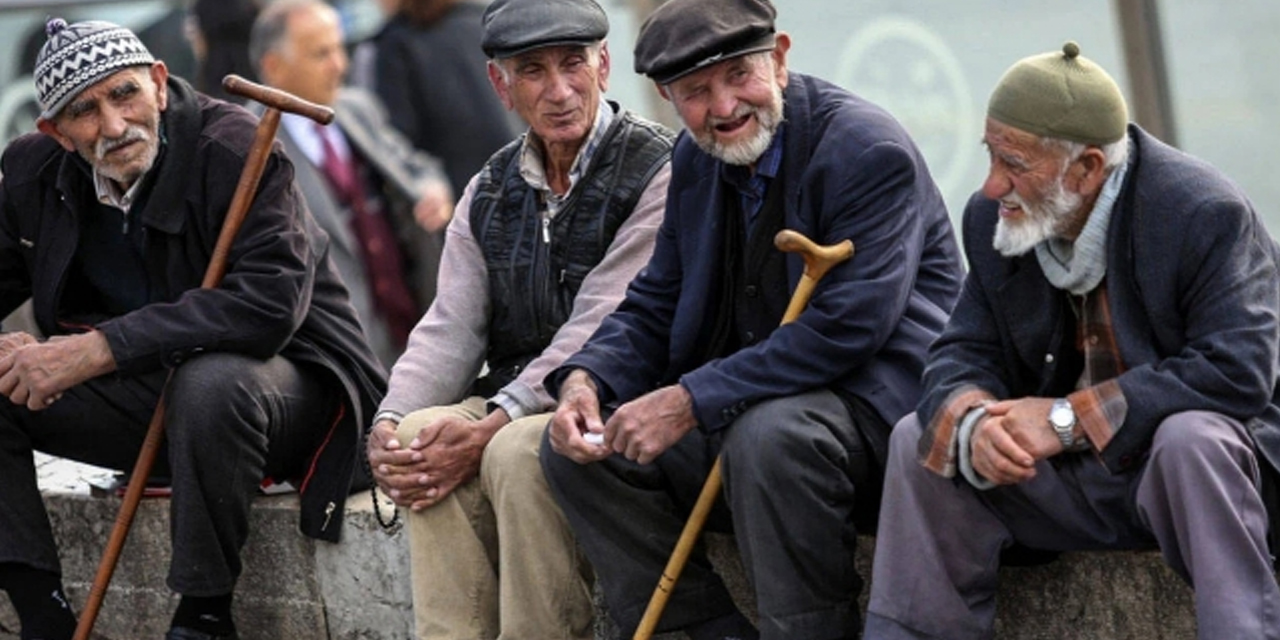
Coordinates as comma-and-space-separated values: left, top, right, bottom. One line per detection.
248, 0, 334, 74
1041, 133, 1131, 173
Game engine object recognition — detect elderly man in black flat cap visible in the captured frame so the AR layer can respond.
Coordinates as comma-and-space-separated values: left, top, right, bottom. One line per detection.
364, 0, 674, 638
540, 0, 963, 638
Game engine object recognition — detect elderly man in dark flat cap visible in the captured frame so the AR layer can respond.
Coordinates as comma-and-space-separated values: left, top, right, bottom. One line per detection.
540, 0, 963, 637
364, 0, 674, 638
0, 16, 384, 640
863, 43, 1280, 639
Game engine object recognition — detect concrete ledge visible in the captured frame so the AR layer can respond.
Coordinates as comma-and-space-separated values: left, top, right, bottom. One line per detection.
1, 488, 1205, 640
0, 491, 413, 640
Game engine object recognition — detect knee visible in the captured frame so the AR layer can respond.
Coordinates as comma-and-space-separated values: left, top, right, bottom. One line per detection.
721, 398, 820, 483
481, 415, 547, 482
165, 354, 266, 447
166, 353, 261, 416
1149, 411, 1251, 468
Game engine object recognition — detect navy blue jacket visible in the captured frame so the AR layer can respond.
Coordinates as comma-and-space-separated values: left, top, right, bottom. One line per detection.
921, 126, 1280, 476
550, 72, 963, 455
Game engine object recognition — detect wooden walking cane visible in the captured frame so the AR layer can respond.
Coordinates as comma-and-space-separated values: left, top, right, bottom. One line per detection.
632, 229, 855, 640
72, 75, 334, 640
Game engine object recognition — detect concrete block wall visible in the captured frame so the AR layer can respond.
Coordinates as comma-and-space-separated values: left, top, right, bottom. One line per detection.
0, 485, 1209, 640
0, 491, 414, 640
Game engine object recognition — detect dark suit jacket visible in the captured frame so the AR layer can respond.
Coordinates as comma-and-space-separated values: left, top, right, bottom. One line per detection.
371, 3, 518, 197
551, 73, 964, 461
269, 87, 446, 366
921, 125, 1280, 477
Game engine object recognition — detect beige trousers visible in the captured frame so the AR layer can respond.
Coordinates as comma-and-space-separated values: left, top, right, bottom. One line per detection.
397, 397, 594, 640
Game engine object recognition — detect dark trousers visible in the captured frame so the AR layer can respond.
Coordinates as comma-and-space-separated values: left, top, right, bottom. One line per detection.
541, 389, 881, 640
0, 353, 333, 596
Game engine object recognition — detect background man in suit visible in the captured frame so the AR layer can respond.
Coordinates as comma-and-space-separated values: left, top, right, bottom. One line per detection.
250, 0, 454, 366
864, 42, 1280, 640
541, 0, 963, 638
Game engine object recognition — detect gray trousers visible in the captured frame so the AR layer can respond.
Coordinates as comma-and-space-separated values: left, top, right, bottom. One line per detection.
865, 410, 1280, 640
541, 389, 881, 640
0, 353, 333, 596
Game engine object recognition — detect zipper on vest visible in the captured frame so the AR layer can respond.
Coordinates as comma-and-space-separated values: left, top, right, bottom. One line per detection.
541, 212, 551, 244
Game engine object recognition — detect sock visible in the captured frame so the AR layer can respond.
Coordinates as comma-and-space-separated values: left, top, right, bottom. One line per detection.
170, 593, 235, 636
687, 610, 760, 640
0, 563, 76, 640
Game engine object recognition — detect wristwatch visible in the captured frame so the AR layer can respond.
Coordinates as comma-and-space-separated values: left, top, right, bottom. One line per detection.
1048, 398, 1077, 449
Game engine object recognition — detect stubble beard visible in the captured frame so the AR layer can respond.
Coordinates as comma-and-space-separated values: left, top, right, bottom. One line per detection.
80, 119, 159, 187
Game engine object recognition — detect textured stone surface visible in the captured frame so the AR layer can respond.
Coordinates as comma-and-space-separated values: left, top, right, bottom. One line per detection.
0, 456, 1226, 639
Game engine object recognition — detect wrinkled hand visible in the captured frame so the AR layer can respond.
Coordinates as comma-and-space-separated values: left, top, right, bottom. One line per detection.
369, 410, 505, 510
0, 331, 114, 411
548, 369, 610, 464
605, 384, 697, 465
413, 181, 454, 233
368, 418, 426, 504
970, 397, 1062, 485
0, 332, 37, 358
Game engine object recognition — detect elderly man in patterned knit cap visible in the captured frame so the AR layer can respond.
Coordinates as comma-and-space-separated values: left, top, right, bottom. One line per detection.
0, 18, 384, 640
863, 42, 1280, 639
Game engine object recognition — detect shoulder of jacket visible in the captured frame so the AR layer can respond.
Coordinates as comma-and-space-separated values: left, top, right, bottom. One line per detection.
0, 133, 64, 187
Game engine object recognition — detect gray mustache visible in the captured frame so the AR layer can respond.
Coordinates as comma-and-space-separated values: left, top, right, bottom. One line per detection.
95, 127, 150, 160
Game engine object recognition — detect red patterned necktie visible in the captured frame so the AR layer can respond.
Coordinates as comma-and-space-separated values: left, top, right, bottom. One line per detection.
314, 123, 420, 348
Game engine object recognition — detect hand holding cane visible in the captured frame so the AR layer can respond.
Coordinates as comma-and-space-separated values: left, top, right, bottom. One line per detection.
632, 229, 854, 640
73, 75, 334, 640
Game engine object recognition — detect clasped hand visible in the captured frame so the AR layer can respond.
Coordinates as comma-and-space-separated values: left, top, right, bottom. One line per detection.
0, 331, 114, 410
548, 369, 697, 465
368, 409, 505, 511
969, 397, 1066, 485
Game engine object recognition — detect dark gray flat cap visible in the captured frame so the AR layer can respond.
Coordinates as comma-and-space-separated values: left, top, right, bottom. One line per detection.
481, 0, 609, 60
634, 0, 777, 84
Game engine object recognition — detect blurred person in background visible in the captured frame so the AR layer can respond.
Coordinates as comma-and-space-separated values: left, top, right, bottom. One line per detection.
189, 0, 259, 102
251, 0, 454, 367
364, 0, 518, 198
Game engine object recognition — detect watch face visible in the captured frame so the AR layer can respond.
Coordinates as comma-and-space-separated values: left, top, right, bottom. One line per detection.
1050, 401, 1074, 428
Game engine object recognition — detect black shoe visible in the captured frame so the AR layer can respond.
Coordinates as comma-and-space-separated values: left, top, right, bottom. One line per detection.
164, 627, 238, 640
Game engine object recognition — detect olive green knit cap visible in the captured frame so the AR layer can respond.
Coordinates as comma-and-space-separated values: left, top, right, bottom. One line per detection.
987, 41, 1128, 146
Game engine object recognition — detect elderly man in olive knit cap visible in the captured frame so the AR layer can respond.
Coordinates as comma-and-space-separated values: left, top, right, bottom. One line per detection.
540, 0, 963, 638
863, 42, 1280, 639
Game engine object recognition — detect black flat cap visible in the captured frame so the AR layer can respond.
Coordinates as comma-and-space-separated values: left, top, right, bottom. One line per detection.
481, 0, 609, 60
634, 0, 777, 84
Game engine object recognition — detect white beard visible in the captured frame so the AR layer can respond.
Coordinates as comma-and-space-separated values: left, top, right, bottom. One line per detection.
992, 175, 1083, 257
692, 82, 784, 166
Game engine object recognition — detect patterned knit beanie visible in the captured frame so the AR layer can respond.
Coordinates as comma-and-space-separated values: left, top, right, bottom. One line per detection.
35, 17, 155, 120
987, 41, 1127, 146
